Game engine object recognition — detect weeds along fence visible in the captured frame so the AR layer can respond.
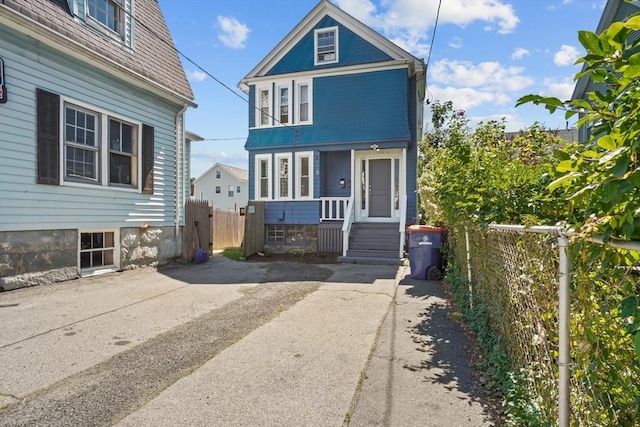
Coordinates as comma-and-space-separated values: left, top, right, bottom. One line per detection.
446, 225, 640, 426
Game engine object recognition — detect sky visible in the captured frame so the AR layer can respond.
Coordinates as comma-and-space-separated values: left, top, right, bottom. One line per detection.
157, 0, 607, 178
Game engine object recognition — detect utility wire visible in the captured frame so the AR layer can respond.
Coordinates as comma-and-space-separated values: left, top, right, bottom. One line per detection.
424, 0, 442, 105
73, 6, 300, 138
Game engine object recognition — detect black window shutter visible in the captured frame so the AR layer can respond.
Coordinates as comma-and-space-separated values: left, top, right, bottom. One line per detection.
36, 89, 60, 185
141, 124, 154, 194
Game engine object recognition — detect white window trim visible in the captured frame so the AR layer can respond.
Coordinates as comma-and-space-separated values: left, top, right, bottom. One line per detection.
314, 26, 339, 66
252, 80, 313, 129
275, 153, 292, 200
84, 0, 126, 43
78, 228, 120, 277
295, 151, 314, 200
60, 96, 142, 193
256, 85, 272, 128
255, 154, 272, 200
277, 84, 291, 126
295, 81, 313, 125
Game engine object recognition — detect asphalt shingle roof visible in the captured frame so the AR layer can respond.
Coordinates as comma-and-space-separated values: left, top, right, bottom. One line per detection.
3, 0, 194, 101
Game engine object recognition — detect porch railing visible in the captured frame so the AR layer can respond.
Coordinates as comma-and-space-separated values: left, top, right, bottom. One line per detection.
398, 194, 407, 258
320, 197, 350, 221
341, 195, 355, 257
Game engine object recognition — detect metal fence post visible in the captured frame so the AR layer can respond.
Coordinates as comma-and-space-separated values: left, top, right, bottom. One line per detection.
557, 235, 571, 427
465, 226, 473, 310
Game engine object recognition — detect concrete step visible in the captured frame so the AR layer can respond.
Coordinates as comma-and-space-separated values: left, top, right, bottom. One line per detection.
349, 241, 400, 251
338, 256, 404, 266
346, 249, 401, 259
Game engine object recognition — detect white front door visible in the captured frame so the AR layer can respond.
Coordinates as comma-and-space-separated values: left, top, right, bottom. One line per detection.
354, 148, 403, 222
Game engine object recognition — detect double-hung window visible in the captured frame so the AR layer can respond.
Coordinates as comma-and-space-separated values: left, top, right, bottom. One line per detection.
228, 185, 234, 197
86, 0, 125, 40
278, 86, 289, 124
297, 83, 310, 123
255, 154, 272, 200
295, 152, 313, 199
259, 88, 271, 126
276, 154, 292, 199
63, 101, 139, 188
315, 27, 338, 65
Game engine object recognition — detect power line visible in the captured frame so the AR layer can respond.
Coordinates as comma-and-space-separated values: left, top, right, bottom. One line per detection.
74, 6, 300, 139
424, 0, 442, 105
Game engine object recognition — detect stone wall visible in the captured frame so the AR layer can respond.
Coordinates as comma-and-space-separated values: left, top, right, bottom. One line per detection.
0, 229, 78, 291
0, 226, 183, 291
119, 226, 181, 270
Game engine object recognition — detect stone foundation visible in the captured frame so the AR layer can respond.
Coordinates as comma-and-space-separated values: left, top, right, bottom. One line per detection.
0, 226, 182, 291
0, 229, 78, 291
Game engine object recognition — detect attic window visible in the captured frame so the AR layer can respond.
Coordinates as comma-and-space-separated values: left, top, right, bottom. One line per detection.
87, 0, 125, 40
315, 27, 338, 65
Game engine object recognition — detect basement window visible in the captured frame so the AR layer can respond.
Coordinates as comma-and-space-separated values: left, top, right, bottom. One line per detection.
79, 230, 118, 276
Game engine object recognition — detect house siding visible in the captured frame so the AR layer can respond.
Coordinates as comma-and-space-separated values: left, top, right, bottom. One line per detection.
264, 202, 320, 225
193, 167, 248, 212
246, 68, 411, 149
0, 26, 182, 233
320, 151, 351, 198
267, 16, 393, 75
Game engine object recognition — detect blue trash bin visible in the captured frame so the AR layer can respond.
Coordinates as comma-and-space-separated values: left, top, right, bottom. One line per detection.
407, 225, 446, 280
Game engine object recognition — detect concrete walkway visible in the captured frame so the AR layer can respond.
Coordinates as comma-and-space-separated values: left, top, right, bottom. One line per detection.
0, 254, 495, 426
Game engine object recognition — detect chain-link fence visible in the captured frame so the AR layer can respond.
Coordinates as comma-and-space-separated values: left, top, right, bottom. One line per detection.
446, 225, 640, 426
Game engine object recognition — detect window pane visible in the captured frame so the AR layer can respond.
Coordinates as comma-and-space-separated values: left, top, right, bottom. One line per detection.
279, 87, 289, 123
237, 186, 241, 193
66, 146, 97, 179
260, 90, 270, 126
81, 233, 92, 250
279, 158, 289, 198
110, 153, 131, 184
300, 156, 309, 198
259, 159, 269, 198
110, 119, 121, 151
122, 123, 133, 153
80, 252, 91, 269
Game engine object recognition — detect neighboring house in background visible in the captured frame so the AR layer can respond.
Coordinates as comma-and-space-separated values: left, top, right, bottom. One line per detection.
571, 0, 640, 142
239, 0, 425, 262
192, 163, 249, 212
0, 0, 196, 290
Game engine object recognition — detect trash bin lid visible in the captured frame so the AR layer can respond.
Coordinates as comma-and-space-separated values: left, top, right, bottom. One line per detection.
406, 225, 446, 232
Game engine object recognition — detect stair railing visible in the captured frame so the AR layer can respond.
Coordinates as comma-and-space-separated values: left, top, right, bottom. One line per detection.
341, 195, 355, 257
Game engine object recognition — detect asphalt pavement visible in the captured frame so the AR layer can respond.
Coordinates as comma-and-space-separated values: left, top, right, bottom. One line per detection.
0, 253, 496, 426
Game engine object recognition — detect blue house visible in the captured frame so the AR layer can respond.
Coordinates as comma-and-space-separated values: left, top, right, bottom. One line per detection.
239, 0, 425, 263
0, 0, 196, 290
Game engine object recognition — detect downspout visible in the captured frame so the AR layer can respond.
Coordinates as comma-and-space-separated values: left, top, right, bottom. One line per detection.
175, 104, 188, 239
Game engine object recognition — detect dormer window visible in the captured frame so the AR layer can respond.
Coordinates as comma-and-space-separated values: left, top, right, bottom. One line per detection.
315, 27, 338, 65
87, 0, 126, 41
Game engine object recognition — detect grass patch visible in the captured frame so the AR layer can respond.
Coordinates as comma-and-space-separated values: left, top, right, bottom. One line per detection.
221, 248, 244, 261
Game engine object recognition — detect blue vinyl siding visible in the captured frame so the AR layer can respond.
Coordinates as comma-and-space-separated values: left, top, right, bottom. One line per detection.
321, 151, 351, 198
248, 85, 256, 128
246, 69, 410, 149
267, 16, 392, 76
0, 25, 183, 232
264, 201, 320, 225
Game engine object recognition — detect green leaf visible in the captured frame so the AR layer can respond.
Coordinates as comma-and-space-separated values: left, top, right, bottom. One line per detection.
554, 149, 571, 161
515, 94, 543, 107
578, 30, 604, 55
635, 333, 640, 363
598, 146, 626, 165
612, 153, 629, 177
548, 172, 582, 191
557, 160, 577, 172
597, 135, 617, 150
620, 296, 639, 318
625, 15, 640, 31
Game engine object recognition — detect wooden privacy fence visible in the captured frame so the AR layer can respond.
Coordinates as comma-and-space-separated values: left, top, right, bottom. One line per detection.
182, 199, 212, 262
212, 210, 245, 250
243, 201, 264, 258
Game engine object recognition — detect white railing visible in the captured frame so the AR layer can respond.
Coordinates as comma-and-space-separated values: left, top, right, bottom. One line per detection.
398, 194, 407, 258
341, 195, 355, 257
320, 197, 350, 221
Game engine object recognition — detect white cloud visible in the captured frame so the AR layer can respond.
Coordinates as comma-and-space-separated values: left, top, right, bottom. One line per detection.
429, 86, 511, 111
554, 45, 580, 66
430, 59, 534, 92
512, 47, 530, 60
188, 70, 207, 82
217, 16, 250, 49
334, 0, 519, 57
449, 37, 463, 49
540, 77, 575, 101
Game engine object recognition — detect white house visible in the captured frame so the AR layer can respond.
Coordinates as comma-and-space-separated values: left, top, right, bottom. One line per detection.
193, 163, 248, 212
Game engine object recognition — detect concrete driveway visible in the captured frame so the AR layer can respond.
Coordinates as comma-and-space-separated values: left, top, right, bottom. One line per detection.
0, 254, 495, 426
